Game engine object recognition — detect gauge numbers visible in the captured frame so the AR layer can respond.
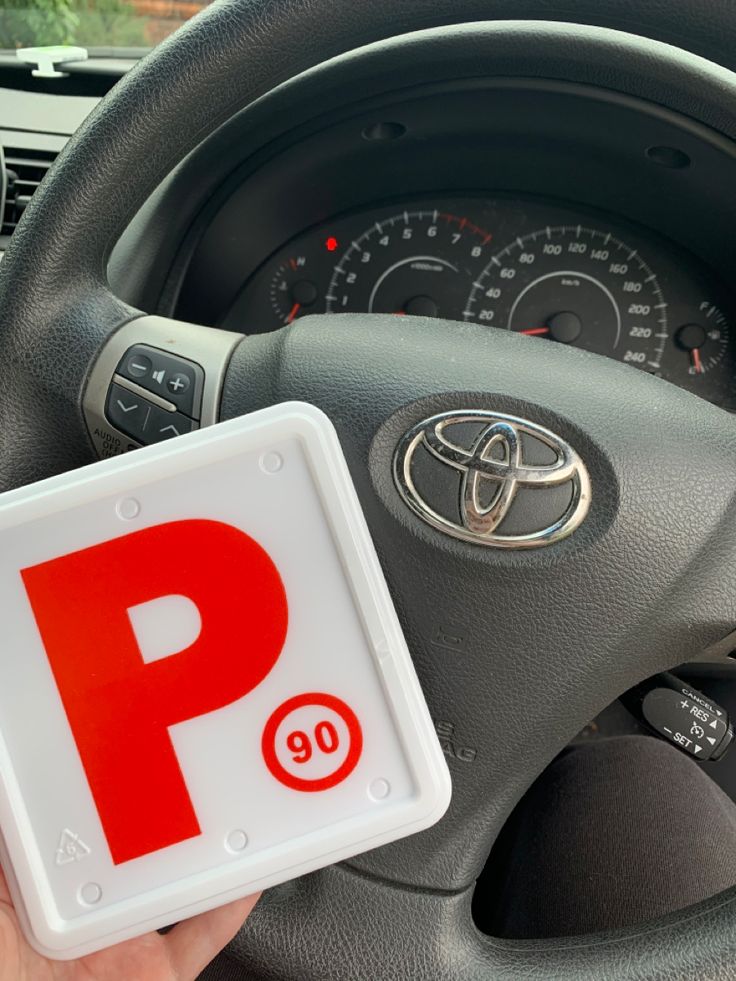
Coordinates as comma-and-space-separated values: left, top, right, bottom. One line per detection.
464, 225, 668, 372
326, 210, 492, 319
225, 197, 734, 408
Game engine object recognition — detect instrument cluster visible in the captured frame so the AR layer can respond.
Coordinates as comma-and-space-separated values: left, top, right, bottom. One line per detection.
221, 196, 735, 408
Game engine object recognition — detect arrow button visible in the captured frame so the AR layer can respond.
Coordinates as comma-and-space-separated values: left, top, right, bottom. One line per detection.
115, 398, 138, 413
106, 385, 197, 446
146, 404, 197, 444
106, 383, 152, 442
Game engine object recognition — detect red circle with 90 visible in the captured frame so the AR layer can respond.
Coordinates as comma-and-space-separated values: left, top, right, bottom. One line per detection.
261, 692, 363, 792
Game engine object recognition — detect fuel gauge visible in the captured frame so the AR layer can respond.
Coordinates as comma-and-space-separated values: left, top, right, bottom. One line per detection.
674, 301, 729, 377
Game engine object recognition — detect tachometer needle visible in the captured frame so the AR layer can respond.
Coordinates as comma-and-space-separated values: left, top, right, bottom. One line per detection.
286, 302, 301, 323
520, 326, 551, 336
691, 347, 703, 374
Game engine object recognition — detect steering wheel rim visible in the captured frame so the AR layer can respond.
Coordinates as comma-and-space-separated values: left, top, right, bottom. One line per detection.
4, 5, 736, 978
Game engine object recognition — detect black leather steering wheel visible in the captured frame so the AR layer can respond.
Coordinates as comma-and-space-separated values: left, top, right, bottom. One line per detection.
4, 2, 736, 978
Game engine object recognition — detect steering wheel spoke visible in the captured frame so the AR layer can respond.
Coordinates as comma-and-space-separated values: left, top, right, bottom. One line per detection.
82, 314, 242, 459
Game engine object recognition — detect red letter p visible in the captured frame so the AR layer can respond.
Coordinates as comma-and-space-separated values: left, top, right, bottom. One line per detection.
21, 520, 288, 864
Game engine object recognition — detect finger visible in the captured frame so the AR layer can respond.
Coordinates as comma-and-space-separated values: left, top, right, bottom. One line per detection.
163, 892, 260, 979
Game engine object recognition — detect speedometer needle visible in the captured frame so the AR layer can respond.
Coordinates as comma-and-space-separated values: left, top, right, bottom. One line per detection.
286, 302, 301, 323
520, 326, 551, 336
691, 347, 703, 374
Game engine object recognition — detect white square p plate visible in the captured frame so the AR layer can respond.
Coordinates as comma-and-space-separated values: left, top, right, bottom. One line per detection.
0, 402, 451, 959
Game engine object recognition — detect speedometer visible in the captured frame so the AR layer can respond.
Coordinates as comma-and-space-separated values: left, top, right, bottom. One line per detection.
326, 210, 492, 318
464, 226, 668, 372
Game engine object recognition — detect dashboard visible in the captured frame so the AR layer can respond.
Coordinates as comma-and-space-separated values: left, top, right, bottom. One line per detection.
222, 195, 735, 408
0, 22, 735, 420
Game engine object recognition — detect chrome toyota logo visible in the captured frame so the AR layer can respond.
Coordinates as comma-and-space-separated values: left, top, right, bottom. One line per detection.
393, 410, 591, 548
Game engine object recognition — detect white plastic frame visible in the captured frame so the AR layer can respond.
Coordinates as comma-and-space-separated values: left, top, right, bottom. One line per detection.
0, 402, 451, 958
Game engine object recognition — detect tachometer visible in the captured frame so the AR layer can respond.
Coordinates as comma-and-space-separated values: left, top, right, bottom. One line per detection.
464, 226, 668, 372
325, 210, 492, 318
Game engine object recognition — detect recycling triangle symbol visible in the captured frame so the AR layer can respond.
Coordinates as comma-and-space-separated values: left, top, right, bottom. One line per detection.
55, 829, 91, 866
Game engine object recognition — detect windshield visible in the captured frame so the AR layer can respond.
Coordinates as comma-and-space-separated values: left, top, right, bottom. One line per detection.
0, 0, 212, 52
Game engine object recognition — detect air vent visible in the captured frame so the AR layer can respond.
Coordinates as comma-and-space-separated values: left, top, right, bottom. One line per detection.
2, 147, 58, 237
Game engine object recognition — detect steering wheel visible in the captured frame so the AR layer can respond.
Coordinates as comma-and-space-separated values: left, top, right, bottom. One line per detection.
4, 2, 736, 978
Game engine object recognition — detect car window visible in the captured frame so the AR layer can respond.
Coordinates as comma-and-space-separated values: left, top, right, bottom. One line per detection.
0, 0, 212, 52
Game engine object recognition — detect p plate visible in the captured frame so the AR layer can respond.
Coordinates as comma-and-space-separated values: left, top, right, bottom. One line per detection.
0, 402, 451, 958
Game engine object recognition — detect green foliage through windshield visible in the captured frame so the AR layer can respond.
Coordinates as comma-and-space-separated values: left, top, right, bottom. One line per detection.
0, 0, 212, 50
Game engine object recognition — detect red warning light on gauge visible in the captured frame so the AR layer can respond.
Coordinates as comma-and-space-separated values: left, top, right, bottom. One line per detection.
325, 236, 339, 252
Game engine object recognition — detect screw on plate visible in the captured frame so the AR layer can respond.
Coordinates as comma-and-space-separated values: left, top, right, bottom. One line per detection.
259, 451, 284, 474
368, 778, 391, 801
78, 882, 102, 906
225, 830, 249, 853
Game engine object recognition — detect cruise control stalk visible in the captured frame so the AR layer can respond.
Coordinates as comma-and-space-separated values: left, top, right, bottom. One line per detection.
621, 671, 733, 762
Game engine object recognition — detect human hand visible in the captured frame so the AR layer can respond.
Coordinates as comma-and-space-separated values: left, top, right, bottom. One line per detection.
0, 867, 258, 981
